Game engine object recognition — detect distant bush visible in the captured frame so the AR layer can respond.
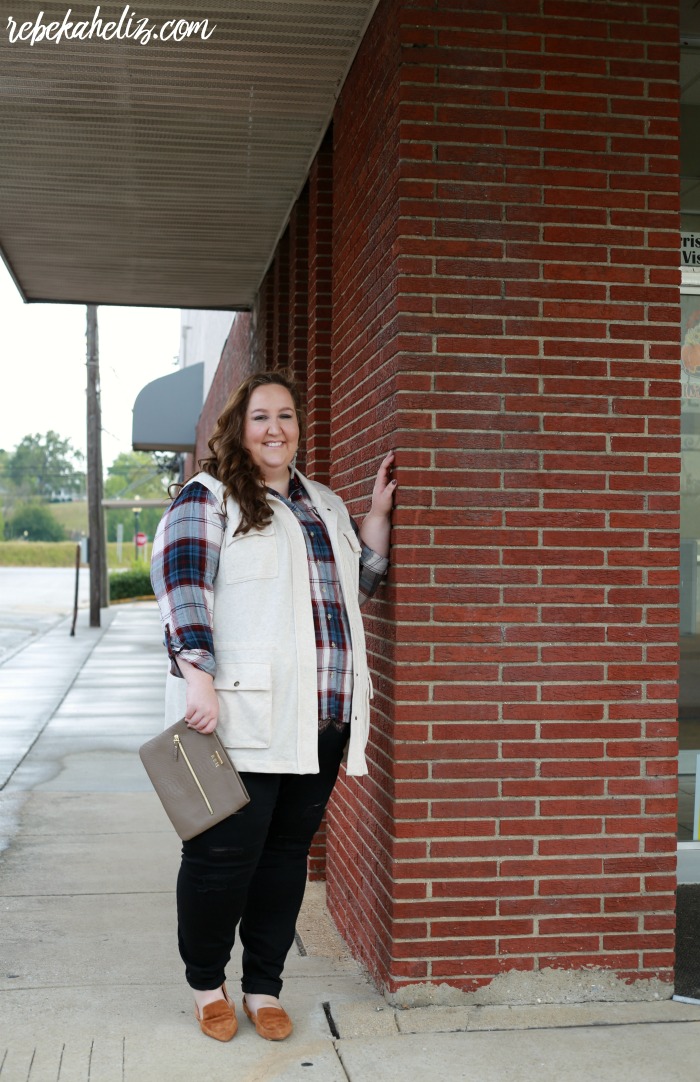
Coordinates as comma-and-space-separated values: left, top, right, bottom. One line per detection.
109, 567, 155, 601
8, 503, 66, 542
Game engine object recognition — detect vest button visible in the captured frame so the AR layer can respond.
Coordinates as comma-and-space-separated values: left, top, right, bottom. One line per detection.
234, 681, 240, 687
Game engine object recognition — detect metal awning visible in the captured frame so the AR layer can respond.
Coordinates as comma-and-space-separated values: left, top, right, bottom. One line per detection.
0, 1, 378, 309
132, 363, 203, 452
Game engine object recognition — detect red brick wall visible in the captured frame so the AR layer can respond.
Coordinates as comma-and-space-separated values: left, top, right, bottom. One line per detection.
194, 311, 254, 467
325, 0, 681, 997
272, 230, 290, 370
289, 187, 310, 386
306, 138, 336, 876
194, 191, 316, 471
263, 270, 275, 370
325, 0, 404, 988
306, 137, 334, 485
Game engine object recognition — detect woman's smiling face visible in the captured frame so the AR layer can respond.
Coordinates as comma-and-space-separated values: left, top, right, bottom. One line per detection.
242, 384, 300, 484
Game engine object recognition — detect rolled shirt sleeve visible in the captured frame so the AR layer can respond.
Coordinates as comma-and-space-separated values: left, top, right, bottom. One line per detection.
150, 482, 225, 678
349, 515, 389, 606
358, 544, 389, 607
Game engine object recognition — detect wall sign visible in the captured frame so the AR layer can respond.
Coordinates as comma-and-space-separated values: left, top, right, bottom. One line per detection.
682, 233, 700, 269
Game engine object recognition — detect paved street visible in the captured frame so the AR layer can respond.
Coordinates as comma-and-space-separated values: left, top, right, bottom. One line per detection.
0, 568, 100, 792
0, 566, 90, 664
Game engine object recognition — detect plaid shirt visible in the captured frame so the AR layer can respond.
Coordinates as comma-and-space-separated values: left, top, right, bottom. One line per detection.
151, 474, 388, 730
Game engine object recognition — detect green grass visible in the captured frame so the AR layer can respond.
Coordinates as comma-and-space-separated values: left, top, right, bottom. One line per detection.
0, 542, 80, 567
0, 541, 155, 603
48, 500, 89, 534
0, 541, 152, 569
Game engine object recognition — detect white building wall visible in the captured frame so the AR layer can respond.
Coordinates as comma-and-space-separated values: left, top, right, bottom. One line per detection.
179, 310, 235, 398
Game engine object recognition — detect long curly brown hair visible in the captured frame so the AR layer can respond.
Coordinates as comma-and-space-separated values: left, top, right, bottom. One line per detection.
198, 369, 304, 535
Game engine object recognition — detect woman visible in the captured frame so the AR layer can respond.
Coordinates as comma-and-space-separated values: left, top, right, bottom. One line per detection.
151, 369, 394, 1043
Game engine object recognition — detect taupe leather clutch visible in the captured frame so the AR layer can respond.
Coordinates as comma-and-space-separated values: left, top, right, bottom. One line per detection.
139, 718, 250, 840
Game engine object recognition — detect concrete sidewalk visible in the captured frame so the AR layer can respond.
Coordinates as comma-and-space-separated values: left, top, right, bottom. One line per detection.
1, 602, 700, 1081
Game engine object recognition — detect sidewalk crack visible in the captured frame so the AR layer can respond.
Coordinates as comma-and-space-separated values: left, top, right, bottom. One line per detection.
24, 1048, 35, 1081
331, 1041, 352, 1081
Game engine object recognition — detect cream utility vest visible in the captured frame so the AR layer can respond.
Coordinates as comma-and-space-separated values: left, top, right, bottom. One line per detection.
164, 469, 373, 776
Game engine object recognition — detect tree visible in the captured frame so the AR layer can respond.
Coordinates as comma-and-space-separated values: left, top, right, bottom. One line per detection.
0, 450, 9, 536
0, 449, 13, 506
104, 451, 178, 544
5, 431, 85, 499
104, 451, 175, 500
8, 503, 66, 542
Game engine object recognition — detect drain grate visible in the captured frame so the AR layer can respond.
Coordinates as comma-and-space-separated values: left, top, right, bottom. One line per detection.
322, 1001, 340, 1039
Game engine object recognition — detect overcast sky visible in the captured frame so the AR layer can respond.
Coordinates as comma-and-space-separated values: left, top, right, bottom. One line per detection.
1, 259, 181, 471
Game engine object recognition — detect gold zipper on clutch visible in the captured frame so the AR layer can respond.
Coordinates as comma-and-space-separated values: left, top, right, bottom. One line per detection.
173, 733, 214, 815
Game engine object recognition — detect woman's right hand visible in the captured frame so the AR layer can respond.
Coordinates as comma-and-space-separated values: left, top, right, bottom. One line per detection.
178, 659, 219, 733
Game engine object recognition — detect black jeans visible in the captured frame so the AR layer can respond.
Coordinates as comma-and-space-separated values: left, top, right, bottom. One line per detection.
176, 724, 348, 994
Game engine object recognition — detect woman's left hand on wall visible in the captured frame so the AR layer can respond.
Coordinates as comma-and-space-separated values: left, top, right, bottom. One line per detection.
370, 450, 396, 517
359, 450, 396, 557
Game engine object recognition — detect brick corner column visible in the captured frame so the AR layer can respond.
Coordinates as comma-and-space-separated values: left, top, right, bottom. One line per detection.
324, 0, 682, 1002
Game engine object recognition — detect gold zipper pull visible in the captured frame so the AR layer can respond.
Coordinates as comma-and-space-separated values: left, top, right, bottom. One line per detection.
173, 734, 180, 760
174, 735, 214, 816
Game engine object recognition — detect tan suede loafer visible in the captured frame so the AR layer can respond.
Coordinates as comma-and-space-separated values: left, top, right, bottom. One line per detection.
195, 984, 238, 1041
242, 997, 293, 1041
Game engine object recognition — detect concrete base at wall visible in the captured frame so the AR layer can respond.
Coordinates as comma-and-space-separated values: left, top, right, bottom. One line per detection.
384, 969, 674, 1009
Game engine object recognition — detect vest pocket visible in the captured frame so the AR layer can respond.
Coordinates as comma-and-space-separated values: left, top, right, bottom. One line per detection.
224, 524, 278, 583
214, 661, 272, 748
